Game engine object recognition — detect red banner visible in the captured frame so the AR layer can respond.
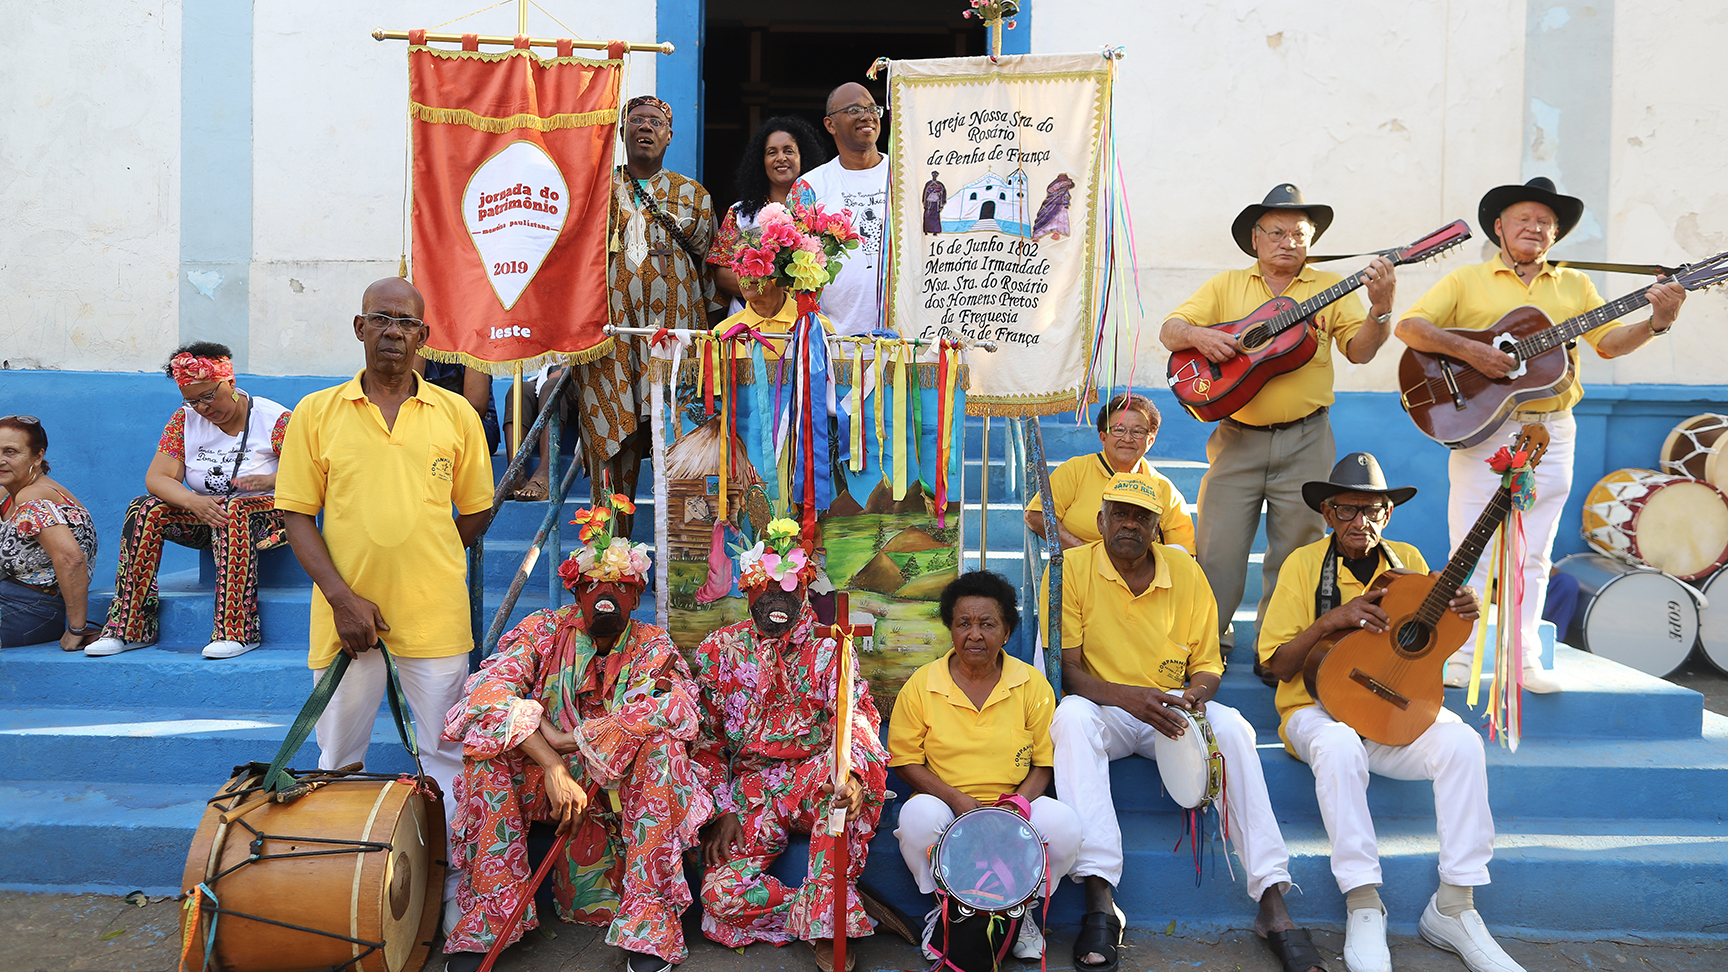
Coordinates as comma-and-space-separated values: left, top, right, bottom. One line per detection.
409, 34, 625, 372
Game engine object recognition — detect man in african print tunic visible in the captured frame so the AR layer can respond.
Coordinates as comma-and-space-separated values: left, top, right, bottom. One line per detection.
693, 520, 888, 972
570, 94, 722, 536
441, 497, 708, 972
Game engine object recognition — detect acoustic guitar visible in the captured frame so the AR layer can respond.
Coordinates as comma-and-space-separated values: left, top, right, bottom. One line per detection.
1302, 424, 1549, 746
1399, 249, 1728, 448
1167, 220, 1472, 422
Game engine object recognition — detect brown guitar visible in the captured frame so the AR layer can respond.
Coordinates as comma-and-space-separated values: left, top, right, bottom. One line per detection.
1302, 425, 1549, 746
1399, 249, 1728, 448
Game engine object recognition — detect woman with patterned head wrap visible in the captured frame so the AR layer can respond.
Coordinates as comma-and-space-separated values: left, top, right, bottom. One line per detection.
85, 342, 292, 659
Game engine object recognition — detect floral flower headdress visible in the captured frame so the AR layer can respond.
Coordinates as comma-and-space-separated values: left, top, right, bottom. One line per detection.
737, 518, 817, 592
557, 492, 652, 586
729, 201, 860, 309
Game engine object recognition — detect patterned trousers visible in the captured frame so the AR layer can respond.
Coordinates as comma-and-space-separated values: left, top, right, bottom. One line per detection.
101, 494, 284, 644
700, 756, 883, 947
446, 732, 701, 963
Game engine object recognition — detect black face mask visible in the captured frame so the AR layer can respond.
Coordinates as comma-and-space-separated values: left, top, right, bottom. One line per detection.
585, 595, 629, 643
750, 588, 804, 638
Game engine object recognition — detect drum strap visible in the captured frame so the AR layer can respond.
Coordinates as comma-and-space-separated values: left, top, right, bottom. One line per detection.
263, 641, 428, 795
1316, 534, 1404, 618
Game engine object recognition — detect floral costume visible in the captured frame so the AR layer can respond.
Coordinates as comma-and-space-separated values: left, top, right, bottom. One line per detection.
692, 606, 888, 946
442, 607, 710, 962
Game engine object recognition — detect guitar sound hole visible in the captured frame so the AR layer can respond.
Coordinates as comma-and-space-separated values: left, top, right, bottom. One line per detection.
1395, 621, 1431, 654
1242, 326, 1271, 349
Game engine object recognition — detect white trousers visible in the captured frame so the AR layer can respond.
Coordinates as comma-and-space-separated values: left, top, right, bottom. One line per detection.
1284, 704, 1493, 893
894, 793, 1083, 897
1449, 411, 1575, 664
312, 649, 470, 899
1050, 695, 1291, 900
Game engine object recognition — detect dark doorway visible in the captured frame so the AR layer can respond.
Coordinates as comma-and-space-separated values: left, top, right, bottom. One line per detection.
702, 2, 979, 216
980, 200, 996, 220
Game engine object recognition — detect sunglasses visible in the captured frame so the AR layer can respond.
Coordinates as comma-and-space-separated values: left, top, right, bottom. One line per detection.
0, 415, 41, 424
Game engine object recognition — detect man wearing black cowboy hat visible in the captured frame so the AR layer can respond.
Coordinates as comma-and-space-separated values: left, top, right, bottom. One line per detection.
1160, 184, 1398, 658
1396, 177, 1687, 694
1258, 454, 1521, 972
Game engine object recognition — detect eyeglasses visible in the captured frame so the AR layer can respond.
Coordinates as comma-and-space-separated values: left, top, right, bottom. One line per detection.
0, 415, 40, 425
627, 114, 669, 131
182, 388, 225, 408
825, 104, 884, 119
1328, 502, 1391, 524
362, 313, 427, 334
1255, 224, 1313, 245
1106, 425, 1152, 442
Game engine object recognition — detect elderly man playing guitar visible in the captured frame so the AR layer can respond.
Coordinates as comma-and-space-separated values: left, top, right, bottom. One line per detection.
1395, 177, 1687, 693
1160, 183, 1396, 663
1259, 452, 1530, 972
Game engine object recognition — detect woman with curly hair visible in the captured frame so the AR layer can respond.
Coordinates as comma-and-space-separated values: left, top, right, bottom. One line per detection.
709, 115, 827, 312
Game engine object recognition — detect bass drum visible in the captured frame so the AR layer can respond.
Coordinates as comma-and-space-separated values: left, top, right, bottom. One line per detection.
1693, 568, 1728, 675
1660, 413, 1728, 491
180, 766, 445, 972
1580, 468, 1728, 581
1555, 553, 1699, 678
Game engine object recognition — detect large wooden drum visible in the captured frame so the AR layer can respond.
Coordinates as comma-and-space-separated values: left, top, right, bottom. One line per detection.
1580, 468, 1728, 581
180, 765, 445, 972
1660, 413, 1728, 490
1554, 553, 1700, 678
1693, 569, 1728, 676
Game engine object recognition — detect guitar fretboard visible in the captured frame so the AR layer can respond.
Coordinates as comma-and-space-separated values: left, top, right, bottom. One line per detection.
1416, 484, 1513, 627
1511, 288, 1654, 360
1259, 271, 1368, 337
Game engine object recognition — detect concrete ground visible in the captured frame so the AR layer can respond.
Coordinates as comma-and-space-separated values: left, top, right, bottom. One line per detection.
7, 891, 1725, 972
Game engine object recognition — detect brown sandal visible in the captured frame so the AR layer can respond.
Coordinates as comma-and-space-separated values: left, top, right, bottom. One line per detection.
509, 478, 549, 502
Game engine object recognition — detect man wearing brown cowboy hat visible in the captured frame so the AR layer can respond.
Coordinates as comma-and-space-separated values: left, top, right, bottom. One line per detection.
1396, 177, 1687, 694
1259, 453, 1523, 972
1161, 184, 1398, 662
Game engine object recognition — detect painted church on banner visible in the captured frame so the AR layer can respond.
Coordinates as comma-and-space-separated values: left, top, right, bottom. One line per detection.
939, 169, 1029, 236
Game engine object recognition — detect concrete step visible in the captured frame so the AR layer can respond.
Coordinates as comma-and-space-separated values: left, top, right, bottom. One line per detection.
0, 706, 422, 784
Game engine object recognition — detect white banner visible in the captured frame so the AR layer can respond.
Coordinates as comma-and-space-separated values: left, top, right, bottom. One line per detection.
887, 53, 1110, 415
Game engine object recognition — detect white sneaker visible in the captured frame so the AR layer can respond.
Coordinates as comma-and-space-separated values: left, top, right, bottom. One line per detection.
1521, 664, 1561, 694
442, 896, 461, 938
84, 637, 152, 657
1418, 893, 1526, 972
1011, 909, 1045, 960
919, 904, 940, 961
202, 640, 261, 659
1343, 907, 1391, 972
1443, 651, 1474, 688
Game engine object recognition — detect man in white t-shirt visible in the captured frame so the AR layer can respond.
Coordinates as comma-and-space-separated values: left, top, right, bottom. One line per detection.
794, 82, 887, 336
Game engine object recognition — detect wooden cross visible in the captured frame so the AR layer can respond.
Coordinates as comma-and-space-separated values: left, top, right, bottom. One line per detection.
647, 244, 675, 276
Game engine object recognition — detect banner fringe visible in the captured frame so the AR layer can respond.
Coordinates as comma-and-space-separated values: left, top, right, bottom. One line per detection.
410, 44, 624, 69
418, 337, 617, 376
964, 389, 1098, 417
409, 102, 618, 133
647, 356, 967, 389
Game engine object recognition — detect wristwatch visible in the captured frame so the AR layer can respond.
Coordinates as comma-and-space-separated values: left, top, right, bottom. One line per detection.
1372, 311, 1393, 326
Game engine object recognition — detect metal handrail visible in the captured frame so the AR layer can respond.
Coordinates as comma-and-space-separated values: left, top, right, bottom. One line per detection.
481, 449, 583, 659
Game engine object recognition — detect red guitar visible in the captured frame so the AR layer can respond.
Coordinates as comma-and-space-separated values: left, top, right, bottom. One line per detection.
1168, 220, 1472, 422
1400, 249, 1728, 448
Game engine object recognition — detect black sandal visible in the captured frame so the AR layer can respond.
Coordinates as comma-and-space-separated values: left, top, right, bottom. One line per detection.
1264, 927, 1329, 972
1074, 909, 1123, 972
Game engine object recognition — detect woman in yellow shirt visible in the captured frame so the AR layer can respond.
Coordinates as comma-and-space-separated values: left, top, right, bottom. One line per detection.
888, 571, 1082, 964
1024, 393, 1194, 553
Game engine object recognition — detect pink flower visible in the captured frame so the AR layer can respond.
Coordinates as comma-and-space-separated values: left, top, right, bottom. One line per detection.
757, 202, 794, 228
732, 246, 775, 278
761, 221, 802, 249
797, 236, 821, 254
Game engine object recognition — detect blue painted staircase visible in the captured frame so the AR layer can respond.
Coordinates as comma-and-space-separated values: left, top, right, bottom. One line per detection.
2, 408, 1724, 945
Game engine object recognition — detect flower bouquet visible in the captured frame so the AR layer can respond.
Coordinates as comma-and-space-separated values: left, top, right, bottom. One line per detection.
729, 201, 861, 314
558, 492, 652, 585
736, 517, 817, 592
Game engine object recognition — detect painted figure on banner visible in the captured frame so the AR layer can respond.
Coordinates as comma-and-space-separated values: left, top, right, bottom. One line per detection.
1159, 184, 1396, 666
794, 82, 888, 336
693, 520, 887, 972
1032, 172, 1076, 241
569, 95, 722, 530
441, 495, 708, 972
1396, 177, 1688, 697
921, 171, 948, 234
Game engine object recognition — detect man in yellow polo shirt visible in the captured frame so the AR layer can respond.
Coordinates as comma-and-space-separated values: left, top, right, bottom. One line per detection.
1050, 473, 1323, 972
1161, 184, 1397, 661
276, 277, 494, 911
1258, 453, 1520, 972
1396, 177, 1688, 694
